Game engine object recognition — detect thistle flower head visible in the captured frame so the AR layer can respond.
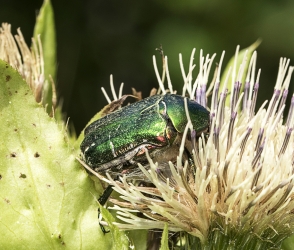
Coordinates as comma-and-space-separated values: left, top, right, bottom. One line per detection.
91, 47, 294, 248
0, 23, 48, 103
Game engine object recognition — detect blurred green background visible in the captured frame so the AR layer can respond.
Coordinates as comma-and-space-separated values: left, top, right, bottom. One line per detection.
1, 0, 294, 133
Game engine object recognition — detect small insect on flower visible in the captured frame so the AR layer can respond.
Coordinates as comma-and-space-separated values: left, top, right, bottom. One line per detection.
80, 93, 210, 232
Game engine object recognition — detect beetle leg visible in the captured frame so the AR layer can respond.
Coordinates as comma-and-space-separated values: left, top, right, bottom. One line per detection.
99, 219, 110, 234
97, 184, 114, 234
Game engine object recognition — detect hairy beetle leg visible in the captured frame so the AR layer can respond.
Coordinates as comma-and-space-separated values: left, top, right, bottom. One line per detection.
98, 184, 114, 205
98, 185, 114, 234
98, 215, 110, 234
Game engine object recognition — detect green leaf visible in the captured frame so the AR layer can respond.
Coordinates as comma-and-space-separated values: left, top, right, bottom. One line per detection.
127, 230, 148, 250
33, 0, 57, 112
0, 60, 128, 249
100, 205, 130, 249
220, 40, 261, 106
159, 224, 170, 250
282, 235, 294, 250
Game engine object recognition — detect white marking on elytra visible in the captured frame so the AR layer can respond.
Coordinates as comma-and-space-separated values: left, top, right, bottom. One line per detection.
109, 134, 117, 157
161, 100, 167, 115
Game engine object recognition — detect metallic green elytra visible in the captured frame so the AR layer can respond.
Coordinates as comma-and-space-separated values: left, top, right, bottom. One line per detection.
80, 94, 210, 177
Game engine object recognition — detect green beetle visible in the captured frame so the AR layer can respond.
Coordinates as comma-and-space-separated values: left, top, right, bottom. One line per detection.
81, 94, 210, 178
80, 93, 210, 233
